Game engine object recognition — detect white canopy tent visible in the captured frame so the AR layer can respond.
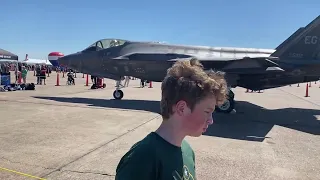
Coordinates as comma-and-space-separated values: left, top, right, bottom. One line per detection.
20, 58, 52, 66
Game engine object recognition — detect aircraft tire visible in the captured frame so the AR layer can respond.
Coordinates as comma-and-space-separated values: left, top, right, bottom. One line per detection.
215, 98, 235, 113
113, 90, 124, 100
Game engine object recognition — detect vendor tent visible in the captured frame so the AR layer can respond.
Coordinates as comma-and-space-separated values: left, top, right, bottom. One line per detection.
0, 48, 18, 60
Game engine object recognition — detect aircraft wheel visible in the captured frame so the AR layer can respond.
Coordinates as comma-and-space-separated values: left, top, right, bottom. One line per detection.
113, 90, 124, 100
215, 98, 235, 113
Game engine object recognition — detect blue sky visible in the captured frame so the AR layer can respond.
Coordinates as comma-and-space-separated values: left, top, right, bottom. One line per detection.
1, 0, 319, 60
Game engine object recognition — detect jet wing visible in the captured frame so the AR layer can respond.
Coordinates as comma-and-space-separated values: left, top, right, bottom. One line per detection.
115, 53, 284, 74
113, 53, 192, 61
217, 57, 284, 74
169, 56, 283, 74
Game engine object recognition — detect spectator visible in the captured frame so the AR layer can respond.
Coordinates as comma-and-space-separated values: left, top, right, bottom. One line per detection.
36, 65, 41, 84
124, 76, 130, 87
40, 66, 46, 85
21, 66, 28, 84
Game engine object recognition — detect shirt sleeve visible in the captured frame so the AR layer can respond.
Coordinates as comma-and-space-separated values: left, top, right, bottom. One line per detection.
192, 149, 196, 169
115, 146, 157, 180
190, 147, 196, 178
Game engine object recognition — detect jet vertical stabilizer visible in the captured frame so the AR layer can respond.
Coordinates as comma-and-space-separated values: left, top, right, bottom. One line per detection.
271, 15, 320, 60
275, 27, 304, 51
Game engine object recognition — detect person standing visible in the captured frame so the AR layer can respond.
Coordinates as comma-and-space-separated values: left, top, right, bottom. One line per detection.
21, 66, 28, 84
115, 58, 228, 180
124, 76, 130, 87
36, 65, 41, 84
40, 65, 46, 85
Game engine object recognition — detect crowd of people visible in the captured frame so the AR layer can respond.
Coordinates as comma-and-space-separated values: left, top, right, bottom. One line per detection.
0, 62, 55, 84
1, 62, 150, 89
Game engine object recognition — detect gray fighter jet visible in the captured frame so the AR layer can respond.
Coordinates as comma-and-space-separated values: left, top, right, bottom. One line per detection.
58, 15, 320, 113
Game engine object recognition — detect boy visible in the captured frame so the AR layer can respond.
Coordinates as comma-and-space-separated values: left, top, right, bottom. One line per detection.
115, 58, 228, 180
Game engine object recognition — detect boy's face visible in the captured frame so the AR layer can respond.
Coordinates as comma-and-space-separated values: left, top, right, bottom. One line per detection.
177, 96, 216, 137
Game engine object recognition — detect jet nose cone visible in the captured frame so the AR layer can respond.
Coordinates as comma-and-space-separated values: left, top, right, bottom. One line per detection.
58, 56, 69, 67
57, 53, 82, 71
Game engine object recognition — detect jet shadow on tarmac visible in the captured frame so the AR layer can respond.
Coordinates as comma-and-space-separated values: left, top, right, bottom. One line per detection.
32, 96, 320, 142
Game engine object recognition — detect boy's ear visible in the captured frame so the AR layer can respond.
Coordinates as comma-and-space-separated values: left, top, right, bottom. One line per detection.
175, 100, 190, 116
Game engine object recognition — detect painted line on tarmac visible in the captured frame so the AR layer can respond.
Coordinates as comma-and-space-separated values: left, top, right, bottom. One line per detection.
0, 166, 46, 180
278, 88, 320, 108
41, 114, 161, 178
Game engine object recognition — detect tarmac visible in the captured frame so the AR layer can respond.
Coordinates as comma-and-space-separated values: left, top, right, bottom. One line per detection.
0, 71, 319, 180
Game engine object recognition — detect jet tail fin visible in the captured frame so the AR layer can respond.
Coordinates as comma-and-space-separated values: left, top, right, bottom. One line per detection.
271, 15, 320, 60
24, 54, 29, 61
274, 27, 304, 50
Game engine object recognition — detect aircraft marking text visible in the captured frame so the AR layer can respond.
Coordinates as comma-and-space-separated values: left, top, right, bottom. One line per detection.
304, 36, 318, 45
288, 53, 304, 58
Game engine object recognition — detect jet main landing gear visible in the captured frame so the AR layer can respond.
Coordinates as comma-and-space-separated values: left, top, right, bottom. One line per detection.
215, 89, 235, 113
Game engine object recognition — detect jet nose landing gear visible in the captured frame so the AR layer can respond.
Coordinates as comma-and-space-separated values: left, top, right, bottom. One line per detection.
113, 76, 125, 100
113, 89, 124, 100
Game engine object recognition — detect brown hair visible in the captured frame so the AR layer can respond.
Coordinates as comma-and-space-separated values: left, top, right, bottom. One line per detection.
160, 58, 228, 119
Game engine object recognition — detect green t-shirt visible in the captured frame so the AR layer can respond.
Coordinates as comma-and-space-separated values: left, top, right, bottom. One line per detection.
21, 69, 28, 77
115, 132, 196, 180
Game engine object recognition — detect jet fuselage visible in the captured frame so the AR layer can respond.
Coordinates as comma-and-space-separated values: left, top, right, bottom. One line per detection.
59, 40, 320, 90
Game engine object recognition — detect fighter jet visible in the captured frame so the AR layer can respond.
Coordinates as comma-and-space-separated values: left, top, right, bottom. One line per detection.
58, 15, 320, 113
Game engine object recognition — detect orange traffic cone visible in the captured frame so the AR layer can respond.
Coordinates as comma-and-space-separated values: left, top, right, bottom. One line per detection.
55, 73, 60, 86
85, 74, 89, 86
305, 83, 309, 97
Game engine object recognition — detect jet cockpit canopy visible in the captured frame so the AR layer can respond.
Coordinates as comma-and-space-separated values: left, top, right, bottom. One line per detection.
84, 39, 128, 52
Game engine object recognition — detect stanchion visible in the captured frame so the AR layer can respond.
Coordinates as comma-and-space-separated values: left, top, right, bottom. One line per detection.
149, 81, 153, 88
85, 74, 89, 86
297, 83, 300, 87
55, 73, 60, 86
305, 83, 309, 97
82, 73, 84, 78
309, 82, 311, 87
